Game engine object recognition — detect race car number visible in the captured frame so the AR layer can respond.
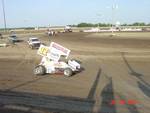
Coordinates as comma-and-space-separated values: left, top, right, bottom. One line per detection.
37, 45, 49, 57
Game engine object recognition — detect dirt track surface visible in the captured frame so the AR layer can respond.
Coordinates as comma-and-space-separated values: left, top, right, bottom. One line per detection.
0, 32, 150, 113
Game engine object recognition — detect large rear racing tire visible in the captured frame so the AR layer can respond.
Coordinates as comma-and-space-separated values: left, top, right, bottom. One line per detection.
64, 68, 73, 77
34, 65, 46, 75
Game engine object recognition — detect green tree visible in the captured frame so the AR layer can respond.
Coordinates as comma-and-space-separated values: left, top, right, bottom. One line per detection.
132, 22, 146, 26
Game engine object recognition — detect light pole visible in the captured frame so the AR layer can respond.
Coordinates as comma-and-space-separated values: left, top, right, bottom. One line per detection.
1, 0, 7, 32
111, 0, 118, 35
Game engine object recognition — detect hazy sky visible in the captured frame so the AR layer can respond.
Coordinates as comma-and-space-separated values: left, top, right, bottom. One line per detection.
0, 0, 150, 28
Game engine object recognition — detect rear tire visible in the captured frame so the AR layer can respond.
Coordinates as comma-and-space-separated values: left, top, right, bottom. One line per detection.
64, 68, 73, 77
34, 65, 46, 75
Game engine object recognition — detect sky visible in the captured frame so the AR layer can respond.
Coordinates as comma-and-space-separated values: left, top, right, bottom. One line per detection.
0, 0, 150, 28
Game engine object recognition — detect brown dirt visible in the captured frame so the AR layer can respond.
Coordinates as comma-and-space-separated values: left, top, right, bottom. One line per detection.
0, 32, 150, 113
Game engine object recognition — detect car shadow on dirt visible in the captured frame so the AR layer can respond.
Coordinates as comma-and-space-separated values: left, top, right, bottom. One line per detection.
98, 77, 117, 113
86, 68, 117, 113
121, 52, 150, 98
87, 68, 101, 100
137, 81, 150, 97
0, 89, 94, 113
0, 68, 108, 113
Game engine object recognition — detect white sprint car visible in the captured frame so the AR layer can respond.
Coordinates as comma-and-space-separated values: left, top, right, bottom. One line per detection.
34, 42, 81, 77
34, 57, 81, 77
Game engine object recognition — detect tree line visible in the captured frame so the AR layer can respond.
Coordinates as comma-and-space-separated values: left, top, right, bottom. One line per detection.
71, 22, 150, 27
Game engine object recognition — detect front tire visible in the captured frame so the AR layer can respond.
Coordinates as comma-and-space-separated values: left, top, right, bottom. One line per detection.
64, 68, 73, 77
34, 65, 46, 75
